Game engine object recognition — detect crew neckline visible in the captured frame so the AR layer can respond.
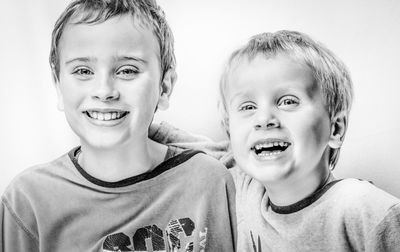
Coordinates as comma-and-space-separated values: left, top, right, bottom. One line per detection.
269, 177, 343, 214
68, 146, 201, 188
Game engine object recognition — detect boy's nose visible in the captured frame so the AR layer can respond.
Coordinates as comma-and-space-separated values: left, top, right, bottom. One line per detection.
92, 77, 120, 101
254, 109, 280, 130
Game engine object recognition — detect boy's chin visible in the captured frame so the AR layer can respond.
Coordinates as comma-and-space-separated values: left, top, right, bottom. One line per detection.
79, 132, 132, 150
81, 138, 125, 150
239, 162, 293, 186
74, 125, 150, 150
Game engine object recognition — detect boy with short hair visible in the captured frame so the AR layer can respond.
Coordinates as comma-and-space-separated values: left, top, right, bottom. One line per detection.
0, 0, 236, 251
151, 30, 400, 251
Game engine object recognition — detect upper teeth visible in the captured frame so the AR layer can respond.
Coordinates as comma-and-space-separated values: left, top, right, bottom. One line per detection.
87, 111, 125, 121
254, 141, 288, 150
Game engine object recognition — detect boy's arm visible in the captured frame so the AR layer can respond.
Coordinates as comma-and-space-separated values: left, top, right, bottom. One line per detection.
0, 197, 39, 252
366, 203, 400, 251
149, 121, 235, 168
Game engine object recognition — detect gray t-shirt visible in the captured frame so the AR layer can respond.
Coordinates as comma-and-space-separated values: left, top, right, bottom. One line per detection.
232, 166, 400, 252
1, 147, 237, 251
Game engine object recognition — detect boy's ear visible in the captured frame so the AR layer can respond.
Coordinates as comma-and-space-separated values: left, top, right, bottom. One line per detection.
218, 100, 230, 138
157, 69, 176, 111
328, 111, 348, 149
52, 68, 64, 112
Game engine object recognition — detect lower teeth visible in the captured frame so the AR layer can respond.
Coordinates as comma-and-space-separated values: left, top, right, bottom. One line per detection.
257, 151, 282, 157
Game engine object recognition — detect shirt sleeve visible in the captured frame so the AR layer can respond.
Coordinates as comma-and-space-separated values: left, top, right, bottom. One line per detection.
149, 121, 235, 168
366, 203, 400, 252
0, 197, 39, 252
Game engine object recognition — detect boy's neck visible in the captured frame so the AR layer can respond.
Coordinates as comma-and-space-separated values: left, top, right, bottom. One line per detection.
78, 137, 168, 182
265, 164, 333, 207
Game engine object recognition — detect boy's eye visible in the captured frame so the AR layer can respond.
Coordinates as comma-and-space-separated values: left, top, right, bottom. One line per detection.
116, 65, 140, 79
277, 95, 299, 109
239, 103, 257, 111
72, 67, 94, 76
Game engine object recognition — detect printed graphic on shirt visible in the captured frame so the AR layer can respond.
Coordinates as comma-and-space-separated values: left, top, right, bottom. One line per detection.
166, 218, 194, 251
102, 217, 208, 252
103, 233, 133, 251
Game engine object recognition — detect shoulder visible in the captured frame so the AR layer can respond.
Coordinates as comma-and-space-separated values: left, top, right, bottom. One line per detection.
179, 150, 231, 176
2, 152, 71, 202
333, 181, 400, 249
171, 150, 235, 189
1, 153, 71, 239
330, 178, 399, 206
301, 179, 400, 250
363, 202, 400, 250
326, 178, 400, 224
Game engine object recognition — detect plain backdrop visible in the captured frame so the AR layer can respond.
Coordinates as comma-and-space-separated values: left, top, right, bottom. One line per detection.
1, 0, 400, 197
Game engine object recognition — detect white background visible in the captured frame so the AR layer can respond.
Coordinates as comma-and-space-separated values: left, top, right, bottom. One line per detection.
1, 0, 400, 196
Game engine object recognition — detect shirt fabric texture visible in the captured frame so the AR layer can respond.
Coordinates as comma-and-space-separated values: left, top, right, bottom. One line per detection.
1, 146, 237, 252
149, 121, 400, 252
231, 166, 400, 252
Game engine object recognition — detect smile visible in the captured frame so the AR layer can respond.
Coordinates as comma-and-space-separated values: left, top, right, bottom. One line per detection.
251, 141, 291, 157
84, 110, 129, 121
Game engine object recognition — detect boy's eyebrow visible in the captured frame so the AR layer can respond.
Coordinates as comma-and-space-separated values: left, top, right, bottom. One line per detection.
116, 56, 148, 64
64, 56, 148, 65
65, 57, 94, 65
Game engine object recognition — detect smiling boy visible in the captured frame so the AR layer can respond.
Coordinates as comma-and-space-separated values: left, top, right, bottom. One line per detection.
228, 52, 335, 207
0, 1, 236, 251
151, 31, 400, 251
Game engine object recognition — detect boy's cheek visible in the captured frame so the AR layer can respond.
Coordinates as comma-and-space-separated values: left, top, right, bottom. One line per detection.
229, 127, 247, 152
229, 116, 247, 135
54, 84, 65, 111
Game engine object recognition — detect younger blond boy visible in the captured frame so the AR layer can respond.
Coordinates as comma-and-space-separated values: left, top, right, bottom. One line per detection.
0, 0, 236, 251
151, 30, 400, 251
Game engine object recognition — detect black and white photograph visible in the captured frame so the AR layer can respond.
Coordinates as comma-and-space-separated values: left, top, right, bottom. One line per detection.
1, 0, 400, 251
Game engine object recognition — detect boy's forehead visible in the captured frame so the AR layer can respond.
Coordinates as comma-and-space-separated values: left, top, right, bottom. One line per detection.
225, 53, 320, 100
65, 12, 155, 40
58, 14, 160, 62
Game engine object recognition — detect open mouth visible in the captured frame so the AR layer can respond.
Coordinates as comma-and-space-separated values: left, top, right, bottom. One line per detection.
251, 141, 291, 157
84, 110, 129, 121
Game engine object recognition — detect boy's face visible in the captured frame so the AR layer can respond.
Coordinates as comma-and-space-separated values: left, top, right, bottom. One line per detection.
227, 54, 337, 186
55, 14, 171, 149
